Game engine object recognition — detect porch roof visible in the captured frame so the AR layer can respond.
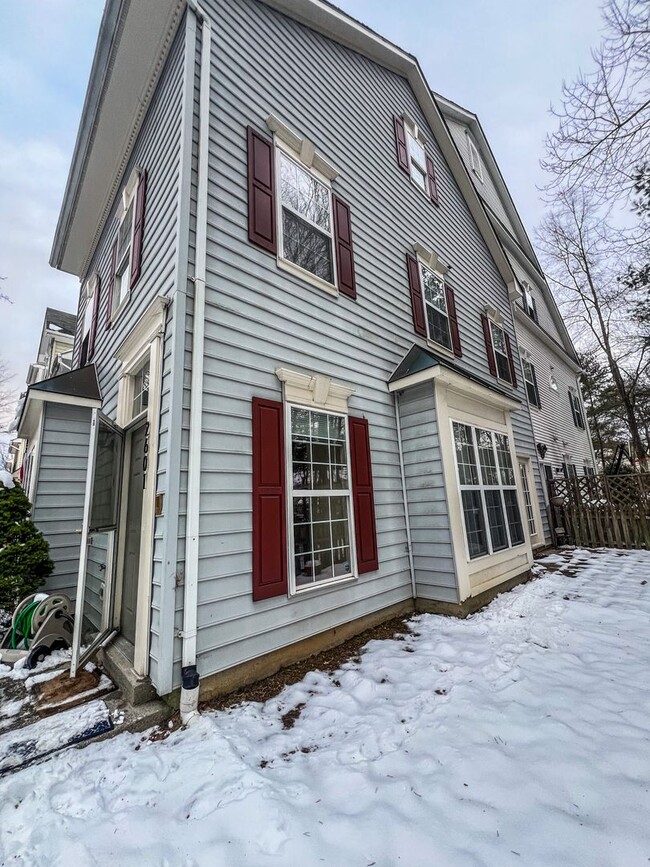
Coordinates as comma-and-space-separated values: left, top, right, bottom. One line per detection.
17, 365, 102, 440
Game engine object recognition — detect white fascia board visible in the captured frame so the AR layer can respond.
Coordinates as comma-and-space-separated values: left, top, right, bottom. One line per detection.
514, 307, 581, 373
262, 0, 515, 290
388, 363, 520, 411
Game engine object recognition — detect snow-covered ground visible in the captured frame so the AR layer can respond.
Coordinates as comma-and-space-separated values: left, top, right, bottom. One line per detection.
1, 548, 649, 866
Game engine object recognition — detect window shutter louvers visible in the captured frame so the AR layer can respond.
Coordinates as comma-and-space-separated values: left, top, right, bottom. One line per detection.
129, 169, 147, 289
445, 285, 462, 357
105, 239, 118, 329
88, 276, 101, 362
247, 126, 277, 253
504, 332, 517, 386
393, 115, 410, 174
332, 194, 356, 299
252, 397, 287, 600
531, 364, 541, 408
425, 155, 439, 205
481, 314, 497, 377
406, 253, 427, 337
349, 416, 379, 574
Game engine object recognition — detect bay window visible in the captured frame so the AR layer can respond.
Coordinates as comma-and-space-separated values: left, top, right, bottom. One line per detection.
453, 421, 525, 559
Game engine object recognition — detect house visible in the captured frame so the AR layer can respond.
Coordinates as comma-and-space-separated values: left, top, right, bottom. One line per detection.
437, 96, 597, 492
8, 307, 77, 484
18, 0, 587, 712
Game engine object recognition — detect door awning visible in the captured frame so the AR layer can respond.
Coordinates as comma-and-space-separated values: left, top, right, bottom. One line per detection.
388, 344, 521, 410
17, 365, 102, 439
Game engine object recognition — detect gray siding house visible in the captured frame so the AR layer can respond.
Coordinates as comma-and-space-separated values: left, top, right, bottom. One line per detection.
19, 0, 573, 710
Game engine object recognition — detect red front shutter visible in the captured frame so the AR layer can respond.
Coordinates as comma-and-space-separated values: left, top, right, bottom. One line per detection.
425, 155, 439, 205
445, 285, 462, 357
252, 397, 287, 600
505, 332, 518, 386
247, 126, 277, 253
88, 275, 101, 361
481, 314, 497, 377
332, 194, 356, 299
105, 239, 118, 329
393, 115, 410, 174
129, 169, 147, 288
349, 416, 379, 574
406, 253, 427, 337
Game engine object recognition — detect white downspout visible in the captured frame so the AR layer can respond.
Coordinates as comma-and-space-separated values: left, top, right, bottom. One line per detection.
394, 392, 417, 599
180, 0, 211, 726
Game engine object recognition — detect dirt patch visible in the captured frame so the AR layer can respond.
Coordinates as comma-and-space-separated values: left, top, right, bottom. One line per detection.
34, 667, 114, 717
281, 702, 305, 730
202, 615, 413, 713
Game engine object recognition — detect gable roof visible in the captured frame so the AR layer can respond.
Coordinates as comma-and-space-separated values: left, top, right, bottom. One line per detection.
51, 0, 516, 296
43, 308, 77, 337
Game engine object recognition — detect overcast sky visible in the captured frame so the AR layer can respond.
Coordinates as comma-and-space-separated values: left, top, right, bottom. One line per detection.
0, 0, 605, 411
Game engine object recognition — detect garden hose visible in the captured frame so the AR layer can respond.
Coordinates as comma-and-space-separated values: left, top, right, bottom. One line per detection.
10, 600, 42, 650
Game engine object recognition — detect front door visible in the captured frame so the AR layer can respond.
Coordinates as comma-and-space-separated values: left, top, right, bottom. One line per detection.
120, 422, 146, 646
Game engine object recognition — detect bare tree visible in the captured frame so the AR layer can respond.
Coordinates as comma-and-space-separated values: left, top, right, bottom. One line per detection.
542, 0, 650, 202
0, 360, 16, 427
537, 189, 649, 468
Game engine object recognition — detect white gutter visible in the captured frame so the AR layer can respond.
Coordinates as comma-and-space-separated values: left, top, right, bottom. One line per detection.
180, 0, 211, 726
393, 393, 416, 599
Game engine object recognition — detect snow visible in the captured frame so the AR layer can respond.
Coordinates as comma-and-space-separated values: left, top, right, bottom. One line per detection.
1, 548, 649, 865
0, 469, 14, 489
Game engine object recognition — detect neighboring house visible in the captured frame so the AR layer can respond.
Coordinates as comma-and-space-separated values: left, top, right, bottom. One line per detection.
8, 307, 77, 486
437, 96, 596, 498
19, 0, 564, 709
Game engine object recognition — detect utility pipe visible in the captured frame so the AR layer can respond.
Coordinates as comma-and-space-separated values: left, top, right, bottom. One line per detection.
180, 0, 211, 726
394, 392, 417, 599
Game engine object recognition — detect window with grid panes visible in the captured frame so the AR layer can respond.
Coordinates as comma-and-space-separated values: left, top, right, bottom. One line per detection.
420, 262, 452, 350
453, 422, 525, 558
290, 406, 354, 589
489, 322, 512, 383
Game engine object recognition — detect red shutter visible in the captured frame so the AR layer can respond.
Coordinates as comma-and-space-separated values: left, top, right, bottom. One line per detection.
129, 169, 147, 288
406, 253, 427, 337
105, 239, 118, 329
332, 194, 356, 299
247, 126, 276, 253
349, 416, 379, 574
426, 155, 439, 205
505, 332, 518, 387
481, 314, 497, 377
393, 115, 410, 174
88, 275, 101, 361
252, 397, 287, 601
445, 285, 462, 357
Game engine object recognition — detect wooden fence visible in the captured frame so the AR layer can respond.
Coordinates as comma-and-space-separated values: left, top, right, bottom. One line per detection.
548, 473, 650, 549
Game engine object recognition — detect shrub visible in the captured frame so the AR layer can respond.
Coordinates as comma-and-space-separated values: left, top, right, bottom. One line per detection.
0, 479, 54, 612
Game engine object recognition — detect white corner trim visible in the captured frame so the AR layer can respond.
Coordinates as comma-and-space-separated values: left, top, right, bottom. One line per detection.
276, 367, 355, 412
412, 242, 450, 275
266, 113, 339, 180
115, 295, 169, 370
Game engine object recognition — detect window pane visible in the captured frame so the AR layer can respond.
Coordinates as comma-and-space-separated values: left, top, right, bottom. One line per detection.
476, 429, 499, 486
461, 490, 488, 558
333, 547, 351, 576
518, 462, 536, 536
495, 434, 515, 485
279, 152, 331, 230
503, 490, 524, 545
295, 554, 314, 586
426, 306, 452, 350
282, 210, 334, 283
294, 523, 311, 554
291, 407, 310, 436
453, 422, 479, 486
484, 490, 508, 551
407, 132, 426, 169
311, 497, 330, 523
495, 352, 512, 382
490, 322, 506, 354
330, 496, 347, 520
293, 463, 311, 489
421, 268, 446, 311
293, 497, 310, 524
118, 201, 134, 262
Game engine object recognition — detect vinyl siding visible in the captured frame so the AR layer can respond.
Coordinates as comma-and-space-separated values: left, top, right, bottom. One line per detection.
180, 0, 537, 687
32, 403, 93, 599
397, 383, 457, 602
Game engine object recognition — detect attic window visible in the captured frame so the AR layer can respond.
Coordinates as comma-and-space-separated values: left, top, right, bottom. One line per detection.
468, 137, 483, 182
522, 285, 538, 322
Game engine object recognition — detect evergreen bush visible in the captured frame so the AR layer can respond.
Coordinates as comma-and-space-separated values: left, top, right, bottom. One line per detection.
0, 479, 54, 612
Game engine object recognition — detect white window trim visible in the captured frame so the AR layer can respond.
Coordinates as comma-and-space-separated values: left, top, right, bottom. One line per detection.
285, 401, 358, 596
110, 167, 141, 325
522, 358, 539, 409
451, 419, 526, 562
81, 273, 99, 352
517, 456, 543, 542
266, 114, 339, 180
488, 318, 514, 387
273, 138, 338, 295
467, 136, 483, 182
402, 114, 431, 199
412, 243, 455, 356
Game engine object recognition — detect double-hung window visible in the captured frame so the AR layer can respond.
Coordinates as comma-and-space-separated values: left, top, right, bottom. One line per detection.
112, 197, 135, 317
289, 405, 355, 589
570, 391, 585, 429
518, 460, 537, 537
522, 286, 538, 322
278, 149, 334, 286
420, 262, 452, 351
79, 276, 98, 367
523, 359, 540, 408
490, 321, 512, 383
406, 128, 428, 193
453, 421, 525, 559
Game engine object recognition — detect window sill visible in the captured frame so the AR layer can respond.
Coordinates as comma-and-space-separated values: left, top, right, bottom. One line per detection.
467, 539, 526, 564
290, 572, 357, 597
426, 338, 454, 359
277, 257, 339, 297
